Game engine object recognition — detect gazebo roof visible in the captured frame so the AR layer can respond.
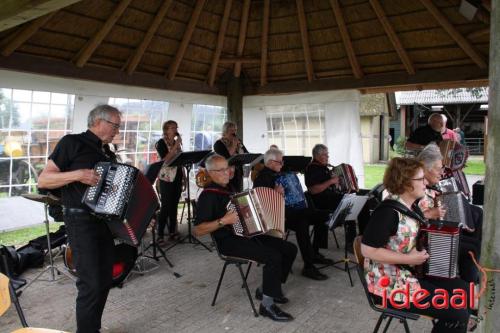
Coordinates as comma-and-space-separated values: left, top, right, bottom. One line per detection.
0, 0, 492, 95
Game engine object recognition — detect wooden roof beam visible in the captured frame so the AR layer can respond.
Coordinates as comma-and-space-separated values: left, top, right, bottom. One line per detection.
74, 0, 132, 68
369, 0, 415, 75
1, 12, 56, 57
0, 0, 80, 33
220, 57, 260, 64
467, 28, 489, 40
329, 0, 363, 79
207, 0, 233, 87
125, 0, 173, 75
419, 0, 487, 69
167, 0, 206, 80
296, 0, 314, 82
234, 0, 251, 77
260, 0, 270, 86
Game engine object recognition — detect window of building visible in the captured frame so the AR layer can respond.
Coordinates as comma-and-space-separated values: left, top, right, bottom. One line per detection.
108, 98, 169, 171
266, 104, 326, 156
0, 88, 74, 197
190, 104, 227, 151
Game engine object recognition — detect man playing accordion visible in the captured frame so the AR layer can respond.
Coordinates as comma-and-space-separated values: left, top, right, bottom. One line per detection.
193, 154, 297, 322
253, 148, 333, 280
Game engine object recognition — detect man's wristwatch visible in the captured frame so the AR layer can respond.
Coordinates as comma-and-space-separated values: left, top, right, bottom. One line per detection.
217, 219, 224, 227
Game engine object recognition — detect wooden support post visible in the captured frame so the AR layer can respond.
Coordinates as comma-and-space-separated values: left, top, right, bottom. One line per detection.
480, 0, 499, 331
207, 0, 232, 87
226, 75, 244, 139
234, 0, 251, 78
260, 0, 270, 86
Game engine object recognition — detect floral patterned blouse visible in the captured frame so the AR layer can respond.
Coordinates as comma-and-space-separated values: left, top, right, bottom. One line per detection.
364, 196, 422, 302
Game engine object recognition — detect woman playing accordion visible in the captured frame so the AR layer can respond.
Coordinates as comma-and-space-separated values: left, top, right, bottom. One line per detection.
362, 158, 473, 333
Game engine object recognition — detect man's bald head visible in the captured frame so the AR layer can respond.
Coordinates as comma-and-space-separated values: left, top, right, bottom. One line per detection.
428, 113, 444, 133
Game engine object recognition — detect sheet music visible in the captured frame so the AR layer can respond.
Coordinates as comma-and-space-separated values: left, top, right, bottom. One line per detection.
327, 193, 368, 229
346, 195, 368, 220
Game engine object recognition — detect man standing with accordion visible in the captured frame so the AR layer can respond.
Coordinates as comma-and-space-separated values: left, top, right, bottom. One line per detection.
253, 148, 332, 280
193, 154, 297, 322
38, 104, 121, 333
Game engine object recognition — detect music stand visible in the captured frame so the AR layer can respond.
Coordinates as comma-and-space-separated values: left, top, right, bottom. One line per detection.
282, 156, 311, 173
164, 150, 212, 252
323, 193, 367, 287
228, 153, 262, 190
21, 194, 75, 292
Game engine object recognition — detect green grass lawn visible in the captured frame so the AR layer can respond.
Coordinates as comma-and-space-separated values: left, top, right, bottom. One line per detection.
463, 158, 485, 175
0, 223, 61, 247
364, 164, 387, 189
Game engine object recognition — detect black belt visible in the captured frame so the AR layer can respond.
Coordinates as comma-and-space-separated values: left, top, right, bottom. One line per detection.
63, 207, 89, 215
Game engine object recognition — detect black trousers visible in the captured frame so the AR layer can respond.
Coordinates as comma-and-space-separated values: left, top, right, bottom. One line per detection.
64, 211, 114, 333
384, 277, 471, 333
457, 204, 483, 283
158, 177, 182, 237
285, 208, 330, 267
216, 234, 297, 298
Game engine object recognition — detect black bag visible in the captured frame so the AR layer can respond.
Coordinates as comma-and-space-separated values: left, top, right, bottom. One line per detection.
29, 225, 67, 251
0, 245, 21, 277
16, 245, 45, 274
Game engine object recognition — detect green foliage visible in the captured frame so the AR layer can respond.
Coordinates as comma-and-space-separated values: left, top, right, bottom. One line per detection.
435, 87, 486, 99
394, 136, 406, 155
0, 90, 19, 129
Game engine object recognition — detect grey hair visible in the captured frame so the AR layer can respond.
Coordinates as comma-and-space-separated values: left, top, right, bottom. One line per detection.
222, 121, 237, 135
417, 143, 443, 170
87, 104, 121, 128
205, 153, 226, 171
427, 113, 443, 125
264, 148, 283, 165
312, 144, 328, 158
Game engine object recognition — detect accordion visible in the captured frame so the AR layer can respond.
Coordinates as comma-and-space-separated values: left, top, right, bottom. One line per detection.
83, 162, 159, 246
435, 177, 474, 230
275, 172, 307, 209
439, 140, 468, 170
331, 163, 358, 193
227, 187, 285, 239
416, 220, 460, 279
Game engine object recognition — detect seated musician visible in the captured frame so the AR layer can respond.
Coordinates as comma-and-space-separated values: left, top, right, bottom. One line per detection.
416, 144, 482, 283
362, 158, 471, 333
193, 154, 297, 322
405, 113, 444, 151
304, 144, 355, 249
253, 149, 332, 281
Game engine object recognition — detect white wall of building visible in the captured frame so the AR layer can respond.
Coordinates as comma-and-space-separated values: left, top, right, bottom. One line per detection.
243, 90, 365, 187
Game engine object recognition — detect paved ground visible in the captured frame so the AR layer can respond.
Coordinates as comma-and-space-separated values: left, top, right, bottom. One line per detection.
1, 226, 435, 333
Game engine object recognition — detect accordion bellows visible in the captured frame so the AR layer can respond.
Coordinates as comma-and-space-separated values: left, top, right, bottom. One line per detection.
228, 187, 285, 239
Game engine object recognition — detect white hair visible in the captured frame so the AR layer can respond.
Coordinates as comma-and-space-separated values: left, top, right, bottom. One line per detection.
222, 121, 237, 135
427, 113, 443, 125
312, 144, 328, 158
205, 154, 226, 171
417, 143, 443, 170
264, 149, 283, 165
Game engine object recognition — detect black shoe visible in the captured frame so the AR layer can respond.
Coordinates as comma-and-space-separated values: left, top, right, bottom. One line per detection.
259, 304, 294, 322
302, 266, 328, 280
255, 288, 289, 304
312, 254, 334, 265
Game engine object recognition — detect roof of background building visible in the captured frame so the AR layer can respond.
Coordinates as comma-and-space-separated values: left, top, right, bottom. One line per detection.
395, 87, 489, 105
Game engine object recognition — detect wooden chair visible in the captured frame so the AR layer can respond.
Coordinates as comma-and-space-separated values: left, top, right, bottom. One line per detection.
210, 236, 258, 317
0, 273, 70, 333
353, 236, 420, 333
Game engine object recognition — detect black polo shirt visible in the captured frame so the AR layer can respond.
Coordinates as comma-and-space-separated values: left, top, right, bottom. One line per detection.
48, 130, 114, 209
407, 125, 442, 146
305, 161, 342, 210
253, 166, 278, 189
194, 183, 233, 241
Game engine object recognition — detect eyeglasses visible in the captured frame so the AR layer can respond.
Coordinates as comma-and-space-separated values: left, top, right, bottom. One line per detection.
104, 119, 120, 130
210, 167, 230, 173
412, 177, 425, 183
271, 160, 283, 165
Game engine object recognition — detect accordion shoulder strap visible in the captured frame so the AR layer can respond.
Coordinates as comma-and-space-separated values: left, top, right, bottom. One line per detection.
202, 188, 232, 196
376, 199, 427, 226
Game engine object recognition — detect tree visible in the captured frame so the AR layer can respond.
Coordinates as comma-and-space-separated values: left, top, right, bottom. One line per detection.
0, 90, 20, 128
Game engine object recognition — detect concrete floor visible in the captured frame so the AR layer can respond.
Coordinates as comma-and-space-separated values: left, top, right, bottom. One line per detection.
1, 226, 435, 333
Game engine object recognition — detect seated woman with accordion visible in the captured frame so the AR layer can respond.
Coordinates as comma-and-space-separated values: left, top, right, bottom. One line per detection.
416, 143, 482, 284
193, 154, 297, 322
361, 158, 472, 333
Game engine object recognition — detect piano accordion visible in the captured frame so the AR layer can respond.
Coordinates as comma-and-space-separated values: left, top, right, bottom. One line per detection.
227, 187, 285, 239
331, 163, 359, 192
83, 162, 159, 246
436, 177, 474, 230
416, 220, 460, 279
439, 140, 468, 170
275, 172, 307, 209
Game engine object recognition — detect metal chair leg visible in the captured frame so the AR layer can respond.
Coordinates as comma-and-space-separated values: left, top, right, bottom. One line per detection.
373, 313, 385, 333
403, 318, 410, 333
382, 316, 393, 333
241, 262, 252, 288
9, 282, 28, 327
237, 263, 258, 317
211, 262, 229, 306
